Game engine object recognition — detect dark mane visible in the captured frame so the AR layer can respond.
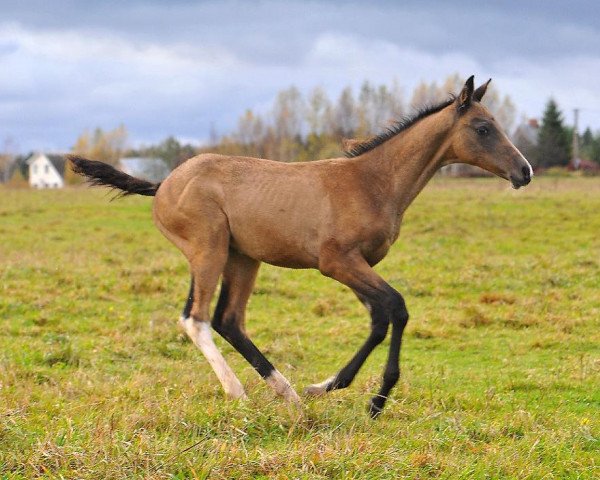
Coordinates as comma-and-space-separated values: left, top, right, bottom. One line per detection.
344, 96, 456, 158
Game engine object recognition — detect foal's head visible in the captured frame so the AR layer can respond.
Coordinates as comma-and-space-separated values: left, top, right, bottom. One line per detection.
447, 76, 532, 188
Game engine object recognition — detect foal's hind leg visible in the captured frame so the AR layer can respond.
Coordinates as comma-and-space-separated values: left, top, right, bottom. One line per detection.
180, 245, 246, 400
212, 249, 300, 404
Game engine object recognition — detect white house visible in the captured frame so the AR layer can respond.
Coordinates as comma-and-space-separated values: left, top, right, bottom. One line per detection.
27, 153, 66, 189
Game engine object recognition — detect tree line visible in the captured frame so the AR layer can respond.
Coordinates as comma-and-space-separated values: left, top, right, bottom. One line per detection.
64, 74, 518, 170
518, 99, 600, 169
3, 74, 600, 185
201, 73, 519, 163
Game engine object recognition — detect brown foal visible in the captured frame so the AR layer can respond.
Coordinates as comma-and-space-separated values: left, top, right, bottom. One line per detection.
70, 76, 532, 417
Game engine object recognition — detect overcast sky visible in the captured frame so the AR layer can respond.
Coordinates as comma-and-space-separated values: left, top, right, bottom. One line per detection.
2, 0, 600, 153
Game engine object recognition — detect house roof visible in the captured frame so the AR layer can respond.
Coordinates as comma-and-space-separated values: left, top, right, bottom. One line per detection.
27, 153, 67, 176
513, 120, 539, 145
119, 157, 170, 183
46, 154, 66, 176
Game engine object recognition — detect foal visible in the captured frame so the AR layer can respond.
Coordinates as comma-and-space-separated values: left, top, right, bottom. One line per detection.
70, 76, 532, 416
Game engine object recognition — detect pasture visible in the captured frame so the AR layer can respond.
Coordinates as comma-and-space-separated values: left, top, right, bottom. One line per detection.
1, 177, 599, 479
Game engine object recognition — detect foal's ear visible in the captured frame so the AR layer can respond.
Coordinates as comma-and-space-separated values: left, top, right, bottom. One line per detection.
457, 75, 475, 114
474, 78, 492, 102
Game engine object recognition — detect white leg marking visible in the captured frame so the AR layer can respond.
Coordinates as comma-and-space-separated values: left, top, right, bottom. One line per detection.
265, 369, 301, 404
181, 317, 247, 400
304, 376, 336, 396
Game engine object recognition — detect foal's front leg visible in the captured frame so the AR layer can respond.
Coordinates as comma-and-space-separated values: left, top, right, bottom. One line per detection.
305, 250, 409, 416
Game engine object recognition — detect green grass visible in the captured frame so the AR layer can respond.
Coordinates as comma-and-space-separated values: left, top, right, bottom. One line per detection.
1, 177, 599, 479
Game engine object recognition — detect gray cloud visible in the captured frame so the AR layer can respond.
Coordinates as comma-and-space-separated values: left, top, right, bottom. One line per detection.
1, 0, 600, 152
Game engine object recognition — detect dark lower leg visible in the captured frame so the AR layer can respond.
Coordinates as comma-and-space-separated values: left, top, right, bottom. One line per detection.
312, 250, 409, 414
212, 283, 274, 379
327, 318, 388, 391
305, 296, 389, 395
369, 320, 404, 417
369, 292, 408, 417
181, 276, 194, 319
213, 280, 300, 403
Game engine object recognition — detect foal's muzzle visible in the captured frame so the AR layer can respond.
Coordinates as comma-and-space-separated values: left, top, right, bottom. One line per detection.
510, 166, 532, 189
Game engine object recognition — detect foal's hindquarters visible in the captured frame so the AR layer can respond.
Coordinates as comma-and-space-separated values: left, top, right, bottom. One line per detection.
152, 157, 302, 404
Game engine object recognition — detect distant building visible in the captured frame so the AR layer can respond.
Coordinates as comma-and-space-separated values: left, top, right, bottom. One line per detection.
567, 157, 600, 173
119, 157, 170, 183
513, 118, 539, 147
24, 154, 170, 189
513, 119, 539, 167
27, 153, 66, 189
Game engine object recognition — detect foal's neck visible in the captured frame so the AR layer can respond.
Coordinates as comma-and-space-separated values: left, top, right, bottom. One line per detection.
362, 110, 453, 214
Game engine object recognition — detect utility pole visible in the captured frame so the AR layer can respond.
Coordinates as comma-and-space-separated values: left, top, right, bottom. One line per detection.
572, 108, 580, 168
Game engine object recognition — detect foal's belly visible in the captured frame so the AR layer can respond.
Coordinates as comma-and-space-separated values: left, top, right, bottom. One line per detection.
228, 217, 321, 269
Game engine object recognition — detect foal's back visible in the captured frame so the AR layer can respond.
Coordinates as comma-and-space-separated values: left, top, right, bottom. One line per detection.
153, 153, 376, 269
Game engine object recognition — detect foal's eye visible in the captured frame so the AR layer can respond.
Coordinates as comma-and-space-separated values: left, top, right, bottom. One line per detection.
476, 126, 490, 136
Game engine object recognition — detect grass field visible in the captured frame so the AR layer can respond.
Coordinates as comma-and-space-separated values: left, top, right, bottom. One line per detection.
1, 177, 599, 479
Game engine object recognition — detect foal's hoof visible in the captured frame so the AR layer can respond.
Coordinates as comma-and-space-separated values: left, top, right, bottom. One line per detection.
304, 376, 335, 396
304, 385, 326, 396
224, 383, 248, 401
368, 396, 386, 418
231, 390, 249, 401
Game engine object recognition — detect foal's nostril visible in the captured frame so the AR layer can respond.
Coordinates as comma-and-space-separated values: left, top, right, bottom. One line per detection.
521, 166, 531, 183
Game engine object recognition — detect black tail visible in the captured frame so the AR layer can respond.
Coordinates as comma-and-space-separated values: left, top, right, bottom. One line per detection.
68, 155, 161, 197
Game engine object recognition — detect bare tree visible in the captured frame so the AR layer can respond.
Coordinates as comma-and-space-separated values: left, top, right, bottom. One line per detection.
441, 73, 465, 98
72, 124, 129, 165
334, 87, 358, 138
272, 86, 305, 161
0, 136, 17, 183
234, 109, 266, 157
306, 86, 332, 136
481, 88, 516, 132
204, 74, 519, 165
410, 80, 442, 109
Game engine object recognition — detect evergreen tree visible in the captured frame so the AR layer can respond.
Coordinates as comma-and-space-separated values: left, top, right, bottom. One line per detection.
581, 127, 600, 164
581, 127, 594, 148
535, 99, 570, 168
